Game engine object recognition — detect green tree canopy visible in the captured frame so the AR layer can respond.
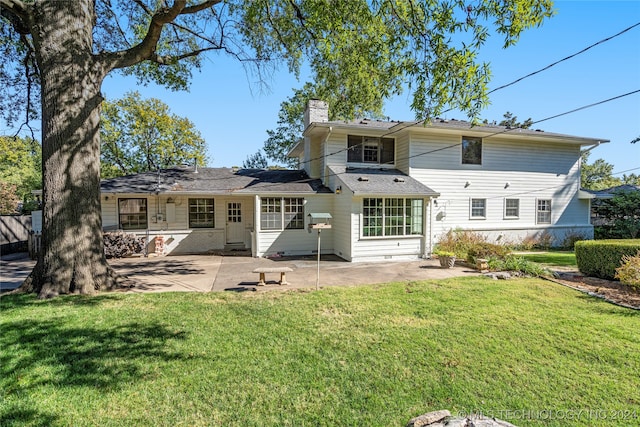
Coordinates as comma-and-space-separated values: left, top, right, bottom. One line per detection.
580, 151, 622, 191
101, 92, 207, 179
0, 135, 41, 213
1, 0, 553, 297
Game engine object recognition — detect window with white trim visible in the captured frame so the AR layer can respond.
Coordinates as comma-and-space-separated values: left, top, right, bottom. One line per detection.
363, 198, 423, 237
118, 198, 148, 230
470, 198, 486, 219
347, 135, 395, 164
504, 198, 519, 219
260, 197, 304, 230
189, 198, 214, 228
537, 199, 552, 224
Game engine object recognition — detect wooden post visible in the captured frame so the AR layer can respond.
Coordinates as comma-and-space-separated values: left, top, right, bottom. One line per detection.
316, 229, 321, 291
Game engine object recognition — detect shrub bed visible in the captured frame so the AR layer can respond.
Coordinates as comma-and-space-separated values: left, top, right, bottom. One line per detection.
575, 240, 640, 280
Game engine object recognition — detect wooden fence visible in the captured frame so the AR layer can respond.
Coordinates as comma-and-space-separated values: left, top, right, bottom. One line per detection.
0, 215, 31, 255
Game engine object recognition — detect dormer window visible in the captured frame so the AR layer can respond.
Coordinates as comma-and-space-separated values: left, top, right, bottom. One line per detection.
348, 135, 394, 165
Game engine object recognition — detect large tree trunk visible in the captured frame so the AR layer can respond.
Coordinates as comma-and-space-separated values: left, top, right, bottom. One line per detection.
20, 0, 118, 297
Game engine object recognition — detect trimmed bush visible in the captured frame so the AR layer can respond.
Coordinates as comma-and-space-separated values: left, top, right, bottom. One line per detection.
575, 240, 640, 280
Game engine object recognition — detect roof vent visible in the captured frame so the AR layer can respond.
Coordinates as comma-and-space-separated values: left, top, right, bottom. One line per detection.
394, 177, 405, 183
358, 177, 369, 182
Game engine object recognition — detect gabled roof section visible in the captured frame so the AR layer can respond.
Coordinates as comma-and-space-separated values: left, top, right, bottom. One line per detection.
100, 167, 331, 195
330, 166, 439, 197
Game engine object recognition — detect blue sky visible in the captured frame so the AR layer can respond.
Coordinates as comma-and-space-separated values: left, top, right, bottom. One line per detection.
99, 1, 638, 175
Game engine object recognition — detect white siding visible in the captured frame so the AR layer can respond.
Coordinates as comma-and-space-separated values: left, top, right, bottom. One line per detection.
331, 175, 354, 260
408, 134, 592, 246
100, 194, 256, 255
349, 196, 426, 262
395, 133, 410, 174
255, 195, 334, 257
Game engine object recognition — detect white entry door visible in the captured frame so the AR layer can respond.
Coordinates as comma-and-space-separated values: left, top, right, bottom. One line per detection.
226, 201, 244, 244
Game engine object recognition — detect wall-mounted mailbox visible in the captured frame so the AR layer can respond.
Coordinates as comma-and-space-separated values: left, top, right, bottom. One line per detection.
308, 213, 332, 230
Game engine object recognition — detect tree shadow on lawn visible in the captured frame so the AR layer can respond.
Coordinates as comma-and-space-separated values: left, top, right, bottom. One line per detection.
0, 309, 189, 426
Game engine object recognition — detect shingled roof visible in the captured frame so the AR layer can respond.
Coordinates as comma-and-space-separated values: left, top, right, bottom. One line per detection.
305, 117, 608, 145
100, 167, 332, 195
329, 166, 439, 197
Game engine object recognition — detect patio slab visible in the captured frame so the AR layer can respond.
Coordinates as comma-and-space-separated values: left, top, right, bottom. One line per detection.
1, 252, 478, 294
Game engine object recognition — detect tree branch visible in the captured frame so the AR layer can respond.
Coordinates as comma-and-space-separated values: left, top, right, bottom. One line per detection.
181, 0, 220, 15
101, 0, 188, 71
0, 0, 30, 34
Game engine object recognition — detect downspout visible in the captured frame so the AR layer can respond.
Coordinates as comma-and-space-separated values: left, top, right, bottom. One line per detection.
323, 126, 333, 187
428, 198, 435, 258
252, 195, 260, 257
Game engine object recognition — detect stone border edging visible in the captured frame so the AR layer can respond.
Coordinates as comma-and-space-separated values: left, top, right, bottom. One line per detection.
543, 275, 640, 311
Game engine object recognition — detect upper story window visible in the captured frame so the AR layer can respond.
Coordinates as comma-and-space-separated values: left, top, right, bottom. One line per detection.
462, 136, 482, 165
348, 135, 394, 165
118, 198, 147, 230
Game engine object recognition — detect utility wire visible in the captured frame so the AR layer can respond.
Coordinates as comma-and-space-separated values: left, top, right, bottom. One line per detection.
488, 21, 640, 95
253, 89, 640, 191
297, 22, 640, 169
612, 166, 640, 176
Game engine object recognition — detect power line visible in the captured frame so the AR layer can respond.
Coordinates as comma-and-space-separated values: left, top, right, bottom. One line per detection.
256, 89, 640, 192
612, 166, 640, 176
488, 21, 640, 95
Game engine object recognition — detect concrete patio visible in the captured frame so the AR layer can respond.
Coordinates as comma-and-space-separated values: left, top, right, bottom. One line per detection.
1, 252, 480, 294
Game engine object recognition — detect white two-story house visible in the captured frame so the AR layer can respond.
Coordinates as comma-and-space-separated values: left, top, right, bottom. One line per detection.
40, 100, 604, 260
287, 100, 605, 261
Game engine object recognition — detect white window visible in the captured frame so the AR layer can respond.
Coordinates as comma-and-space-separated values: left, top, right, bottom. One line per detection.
118, 198, 147, 230
504, 198, 519, 219
261, 197, 304, 231
189, 198, 214, 228
363, 198, 423, 237
470, 198, 486, 219
537, 199, 552, 224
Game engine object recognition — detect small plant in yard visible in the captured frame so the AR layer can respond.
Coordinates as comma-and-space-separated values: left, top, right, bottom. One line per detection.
615, 251, 640, 289
487, 255, 551, 277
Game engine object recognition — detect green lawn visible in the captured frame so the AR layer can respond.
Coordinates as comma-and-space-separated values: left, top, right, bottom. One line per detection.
517, 251, 578, 268
1, 277, 639, 427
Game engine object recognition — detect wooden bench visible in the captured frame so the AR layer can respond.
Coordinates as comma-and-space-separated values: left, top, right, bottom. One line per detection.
252, 267, 293, 286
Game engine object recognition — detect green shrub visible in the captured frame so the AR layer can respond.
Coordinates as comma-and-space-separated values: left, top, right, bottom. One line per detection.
575, 240, 640, 280
615, 251, 640, 289
436, 229, 489, 259
466, 242, 512, 264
